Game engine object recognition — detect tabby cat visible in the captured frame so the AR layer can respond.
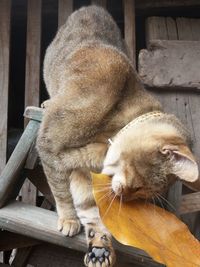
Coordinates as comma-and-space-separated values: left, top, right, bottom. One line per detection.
37, 6, 199, 266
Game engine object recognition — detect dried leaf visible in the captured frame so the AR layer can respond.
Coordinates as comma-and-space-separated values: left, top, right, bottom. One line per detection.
92, 172, 200, 267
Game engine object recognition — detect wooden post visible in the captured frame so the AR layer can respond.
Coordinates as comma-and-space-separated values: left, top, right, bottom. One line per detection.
0, 120, 40, 208
124, 0, 136, 67
58, 0, 73, 28
0, 0, 11, 174
91, 0, 107, 8
22, 0, 42, 204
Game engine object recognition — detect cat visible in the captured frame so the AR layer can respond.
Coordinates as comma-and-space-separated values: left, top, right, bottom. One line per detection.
36, 5, 199, 267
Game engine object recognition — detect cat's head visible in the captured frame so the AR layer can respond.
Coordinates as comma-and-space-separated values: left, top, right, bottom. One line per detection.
102, 119, 199, 201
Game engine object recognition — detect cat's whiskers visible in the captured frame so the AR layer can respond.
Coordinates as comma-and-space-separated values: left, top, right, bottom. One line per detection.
156, 192, 176, 211
151, 196, 156, 215
153, 193, 165, 209
102, 192, 117, 219
98, 190, 113, 203
118, 194, 123, 217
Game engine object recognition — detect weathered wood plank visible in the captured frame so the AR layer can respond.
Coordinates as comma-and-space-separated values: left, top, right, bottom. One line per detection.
12, 246, 33, 267
25, 0, 41, 112
27, 166, 55, 206
146, 17, 168, 46
167, 181, 182, 216
139, 40, 200, 90
0, 201, 163, 267
58, 0, 73, 28
23, 0, 42, 205
24, 106, 43, 122
12, 200, 52, 267
91, 0, 107, 8
0, 231, 39, 251
166, 17, 178, 40
0, 120, 40, 208
136, 0, 200, 9
190, 19, 200, 41
124, 0, 136, 66
0, 0, 11, 174
180, 192, 200, 214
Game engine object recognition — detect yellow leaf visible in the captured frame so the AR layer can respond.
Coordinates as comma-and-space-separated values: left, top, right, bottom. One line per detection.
92, 172, 200, 267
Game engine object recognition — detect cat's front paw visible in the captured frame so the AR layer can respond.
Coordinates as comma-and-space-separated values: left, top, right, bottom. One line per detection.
84, 246, 116, 267
57, 218, 81, 237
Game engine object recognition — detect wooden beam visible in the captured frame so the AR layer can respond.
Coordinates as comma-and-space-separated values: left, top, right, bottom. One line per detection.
0, 120, 40, 208
23, 0, 42, 205
91, 0, 107, 8
124, 0, 136, 67
0, 0, 11, 174
58, 0, 73, 28
136, 0, 200, 9
11, 199, 52, 267
24, 106, 43, 122
180, 192, 200, 215
0, 201, 163, 266
25, 0, 41, 112
139, 40, 200, 90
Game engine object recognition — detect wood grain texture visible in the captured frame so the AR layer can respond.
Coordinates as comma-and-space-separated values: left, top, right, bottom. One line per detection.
139, 40, 200, 90
0, 201, 163, 267
180, 192, 200, 214
24, 106, 44, 122
58, 0, 73, 28
142, 17, 200, 234
0, 0, 11, 174
23, 0, 42, 205
136, 0, 200, 9
25, 0, 41, 109
124, 0, 136, 66
0, 120, 40, 208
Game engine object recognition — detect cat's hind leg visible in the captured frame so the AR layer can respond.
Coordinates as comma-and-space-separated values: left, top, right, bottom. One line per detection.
42, 164, 81, 237
70, 169, 116, 267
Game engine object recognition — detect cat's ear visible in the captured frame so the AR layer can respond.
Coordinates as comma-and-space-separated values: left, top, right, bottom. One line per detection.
161, 144, 199, 182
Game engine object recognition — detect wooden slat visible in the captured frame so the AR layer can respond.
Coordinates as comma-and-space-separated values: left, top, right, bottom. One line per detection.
25, 0, 41, 111
146, 17, 168, 46
12, 200, 52, 267
12, 247, 33, 267
166, 17, 178, 40
190, 19, 200, 41
136, 0, 200, 9
0, 120, 40, 208
124, 0, 136, 66
180, 192, 200, 214
27, 166, 55, 206
0, 201, 163, 267
139, 40, 200, 90
24, 106, 43, 122
91, 0, 107, 8
58, 0, 73, 28
176, 18, 193, 41
23, 0, 42, 205
0, 0, 11, 174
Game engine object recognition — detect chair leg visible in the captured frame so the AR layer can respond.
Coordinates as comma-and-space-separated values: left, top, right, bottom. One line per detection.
0, 120, 40, 208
